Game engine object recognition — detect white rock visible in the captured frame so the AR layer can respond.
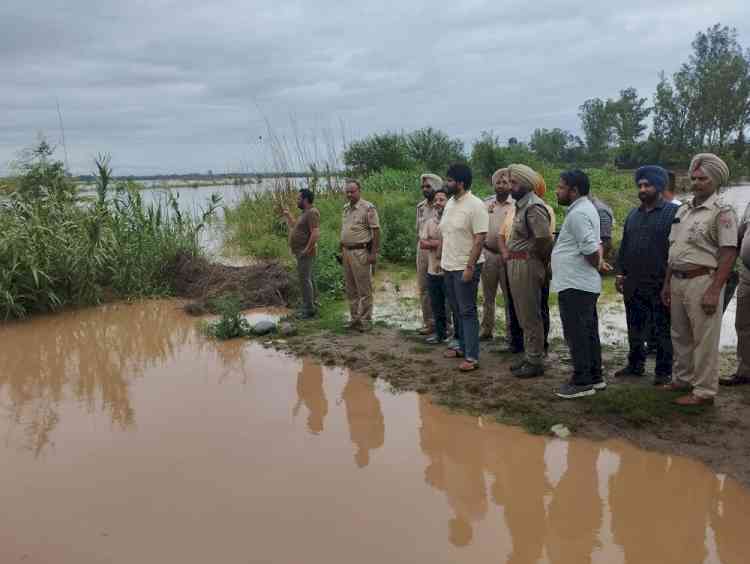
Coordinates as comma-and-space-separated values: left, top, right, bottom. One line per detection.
550, 424, 571, 439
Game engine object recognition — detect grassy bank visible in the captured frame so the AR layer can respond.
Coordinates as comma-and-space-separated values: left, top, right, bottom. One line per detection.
0, 151, 218, 319
224, 166, 641, 301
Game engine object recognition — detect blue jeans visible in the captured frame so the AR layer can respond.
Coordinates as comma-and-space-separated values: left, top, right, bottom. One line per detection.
444, 265, 483, 362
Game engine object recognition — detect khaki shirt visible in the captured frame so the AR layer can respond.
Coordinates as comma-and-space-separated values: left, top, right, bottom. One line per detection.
739, 203, 750, 279
668, 192, 738, 270
341, 198, 380, 245
439, 191, 489, 272
416, 199, 437, 244
507, 192, 553, 252
483, 196, 514, 253
421, 216, 443, 275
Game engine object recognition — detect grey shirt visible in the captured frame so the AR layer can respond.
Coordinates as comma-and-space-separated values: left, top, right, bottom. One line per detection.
551, 197, 602, 294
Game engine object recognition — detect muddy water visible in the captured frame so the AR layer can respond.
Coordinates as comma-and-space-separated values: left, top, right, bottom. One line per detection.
1, 301, 749, 564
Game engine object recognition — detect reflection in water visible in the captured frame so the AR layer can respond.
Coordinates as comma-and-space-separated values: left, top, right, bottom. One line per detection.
2, 302, 749, 564
294, 358, 328, 434
342, 373, 384, 467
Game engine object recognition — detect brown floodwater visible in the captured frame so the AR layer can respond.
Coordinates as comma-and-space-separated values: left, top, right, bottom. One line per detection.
1, 301, 748, 564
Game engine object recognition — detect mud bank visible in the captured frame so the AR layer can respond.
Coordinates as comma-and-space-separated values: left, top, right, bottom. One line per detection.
272, 325, 750, 488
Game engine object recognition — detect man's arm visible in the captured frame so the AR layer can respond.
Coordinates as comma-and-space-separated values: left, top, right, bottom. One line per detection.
302, 227, 320, 256
702, 247, 738, 315
463, 232, 487, 282
661, 265, 673, 307
368, 228, 380, 264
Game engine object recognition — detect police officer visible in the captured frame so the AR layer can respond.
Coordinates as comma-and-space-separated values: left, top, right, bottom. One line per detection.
416, 173, 441, 335
340, 179, 380, 331
506, 164, 553, 378
661, 154, 738, 405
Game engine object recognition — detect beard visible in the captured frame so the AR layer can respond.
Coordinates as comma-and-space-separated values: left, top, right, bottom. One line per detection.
423, 189, 434, 201
510, 190, 524, 201
638, 192, 657, 204
445, 185, 457, 196
297, 201, 305, 210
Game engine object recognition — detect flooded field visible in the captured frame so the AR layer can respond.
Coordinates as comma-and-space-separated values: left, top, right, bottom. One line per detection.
1, 301, 749, 563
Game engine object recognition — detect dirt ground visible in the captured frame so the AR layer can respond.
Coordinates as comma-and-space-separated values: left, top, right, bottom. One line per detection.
170, 252, 294, 314
268, 326, 750, 487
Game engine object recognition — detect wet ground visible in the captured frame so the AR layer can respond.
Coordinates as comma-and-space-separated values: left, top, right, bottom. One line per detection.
1, 301, 749, 563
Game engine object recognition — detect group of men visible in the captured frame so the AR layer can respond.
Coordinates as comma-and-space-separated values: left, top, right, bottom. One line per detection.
282, 153, 750, 404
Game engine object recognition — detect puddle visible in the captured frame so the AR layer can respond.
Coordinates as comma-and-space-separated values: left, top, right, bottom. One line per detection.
1, 300, 749, 564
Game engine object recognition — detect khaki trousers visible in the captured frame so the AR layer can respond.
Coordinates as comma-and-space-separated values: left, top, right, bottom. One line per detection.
508, 258, 546, 366
416, 247, 433, 329
736, 266, 750, 378
480, 250, 509, 337
670, 274, 724, 398
343, 248, 373, 324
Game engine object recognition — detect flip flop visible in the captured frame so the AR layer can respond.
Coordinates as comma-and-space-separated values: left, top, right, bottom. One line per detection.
458, 360, 479, 372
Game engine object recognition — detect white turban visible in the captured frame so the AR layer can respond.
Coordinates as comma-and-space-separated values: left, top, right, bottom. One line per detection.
491, 168, 508, 186
420, 173, 443, 191
690, 153, 730, 188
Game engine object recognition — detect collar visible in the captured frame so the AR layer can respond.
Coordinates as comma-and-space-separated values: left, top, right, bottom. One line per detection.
417, 199, 434, 208
688, 192, 718, 210
566, 197, 586, 213
514, 191, 533, 209
346, 199, 361, 210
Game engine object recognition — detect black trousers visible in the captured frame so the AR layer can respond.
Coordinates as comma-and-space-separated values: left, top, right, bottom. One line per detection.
427, 274, 448, 340
558, 289, 602, 386
626, 287, 672, 377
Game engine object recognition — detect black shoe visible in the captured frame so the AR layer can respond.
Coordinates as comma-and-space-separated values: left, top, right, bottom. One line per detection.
592, 377, 607, 391
295, 310, 317, 320
497, 345, 524, 355
479, 332, 494, 341
556, 382, 596, 399
614, 366, 644, 378
514, 364, 545, 379
510, 359, 527, 372
719, 373, 750, 386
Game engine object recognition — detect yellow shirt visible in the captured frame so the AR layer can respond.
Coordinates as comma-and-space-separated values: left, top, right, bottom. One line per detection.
416, 199, 437, 244
439, 191, 489, 272
341, 199, 380, 245
668, 193, 738, 270
421, 216, 443, 275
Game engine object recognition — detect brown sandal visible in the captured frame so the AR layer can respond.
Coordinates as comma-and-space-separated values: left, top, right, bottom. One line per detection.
674, 394, 714, 406
458, 360, 479, 372
444, 349, 464, 359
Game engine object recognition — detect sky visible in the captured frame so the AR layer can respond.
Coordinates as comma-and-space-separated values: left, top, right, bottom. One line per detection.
2, 0, 749, 175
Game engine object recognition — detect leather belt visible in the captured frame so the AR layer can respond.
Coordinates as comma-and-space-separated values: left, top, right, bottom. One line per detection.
672, 267, 712, 279
507, 251, 529, 261
342, 243, 369, 250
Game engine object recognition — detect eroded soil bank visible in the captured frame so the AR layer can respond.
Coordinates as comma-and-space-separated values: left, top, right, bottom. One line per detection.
273, 324, 750, 488
1, 300, 748, 563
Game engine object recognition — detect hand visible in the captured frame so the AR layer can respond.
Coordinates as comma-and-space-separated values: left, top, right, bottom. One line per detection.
599, 261, 613, 274
419, 240, 430, 250
367, 253, 377, 265
462, 265, 474, 282
661, 284, 671, 308
701, 286, 721, 316
501, 250, 510, 262
615, 275, 625, 294
281, 207, 292, 219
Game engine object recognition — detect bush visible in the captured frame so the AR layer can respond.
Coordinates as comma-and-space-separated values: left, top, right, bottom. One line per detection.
344, 133, 413, 175
201, 295, 252, 339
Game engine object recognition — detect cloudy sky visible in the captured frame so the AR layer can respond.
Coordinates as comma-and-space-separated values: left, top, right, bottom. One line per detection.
2, 0, 748, 175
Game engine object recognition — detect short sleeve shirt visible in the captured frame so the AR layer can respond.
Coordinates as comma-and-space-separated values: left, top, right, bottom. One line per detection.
289, 207, 320, 256
483, 196, 514, 253
341, 199, 380, 245
416, 200, 437, 242
507, 192, 553, 252
439, 192, 489, 272
423, 216, 443, 275
668, 193, 738, 270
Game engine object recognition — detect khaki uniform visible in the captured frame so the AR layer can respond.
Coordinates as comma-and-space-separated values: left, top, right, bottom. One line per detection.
668, 193, 738, 398
341, 199, 380, 325
480, 196, 514, 337
736, 203, 750, 378
416, 199, 438, 329
507, 192, 552, 366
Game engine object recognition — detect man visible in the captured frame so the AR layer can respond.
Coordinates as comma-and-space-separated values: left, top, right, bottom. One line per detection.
340, 179, 380, 331
479, 168, 515, 340
590, 193, 615, 257
551, 170, 604, 398
506, 164, 554, 378
440, 163, 488, 372
416, 174, 441, 335
282, 188, 320, 318
615, 166, 678, 385
721, 201, 750, 386
420, 188, 450, 344
661, 153, 738, 405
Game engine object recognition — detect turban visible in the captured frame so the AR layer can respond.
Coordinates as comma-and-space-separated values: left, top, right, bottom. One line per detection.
533, 174, 547, 198
634, 165, 669, 192
491, 167, 508, 185
689, 153, 730, 188
420, 173, 443, 191
508, 164, 539, 191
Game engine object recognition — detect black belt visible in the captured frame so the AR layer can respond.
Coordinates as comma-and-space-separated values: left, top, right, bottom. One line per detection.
672, 267, 712, 280
342, 243, 369, 250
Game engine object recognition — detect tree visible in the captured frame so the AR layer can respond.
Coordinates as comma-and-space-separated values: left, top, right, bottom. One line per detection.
470, 131, 506, 180
11, 138, 73, 200
609, 87, 651, 146
578, 98, 615, 163
529, 128, 578, 163
343, 133, 413, 175
405, 127, 465, 172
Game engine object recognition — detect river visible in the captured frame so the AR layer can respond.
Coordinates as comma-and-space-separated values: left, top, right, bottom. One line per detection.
0, 301, 748, 563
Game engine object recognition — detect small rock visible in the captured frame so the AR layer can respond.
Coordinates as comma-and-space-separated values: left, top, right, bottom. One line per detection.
550, 424, 571, 439
278, 322, 297, 337
252, 320, 277, 335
